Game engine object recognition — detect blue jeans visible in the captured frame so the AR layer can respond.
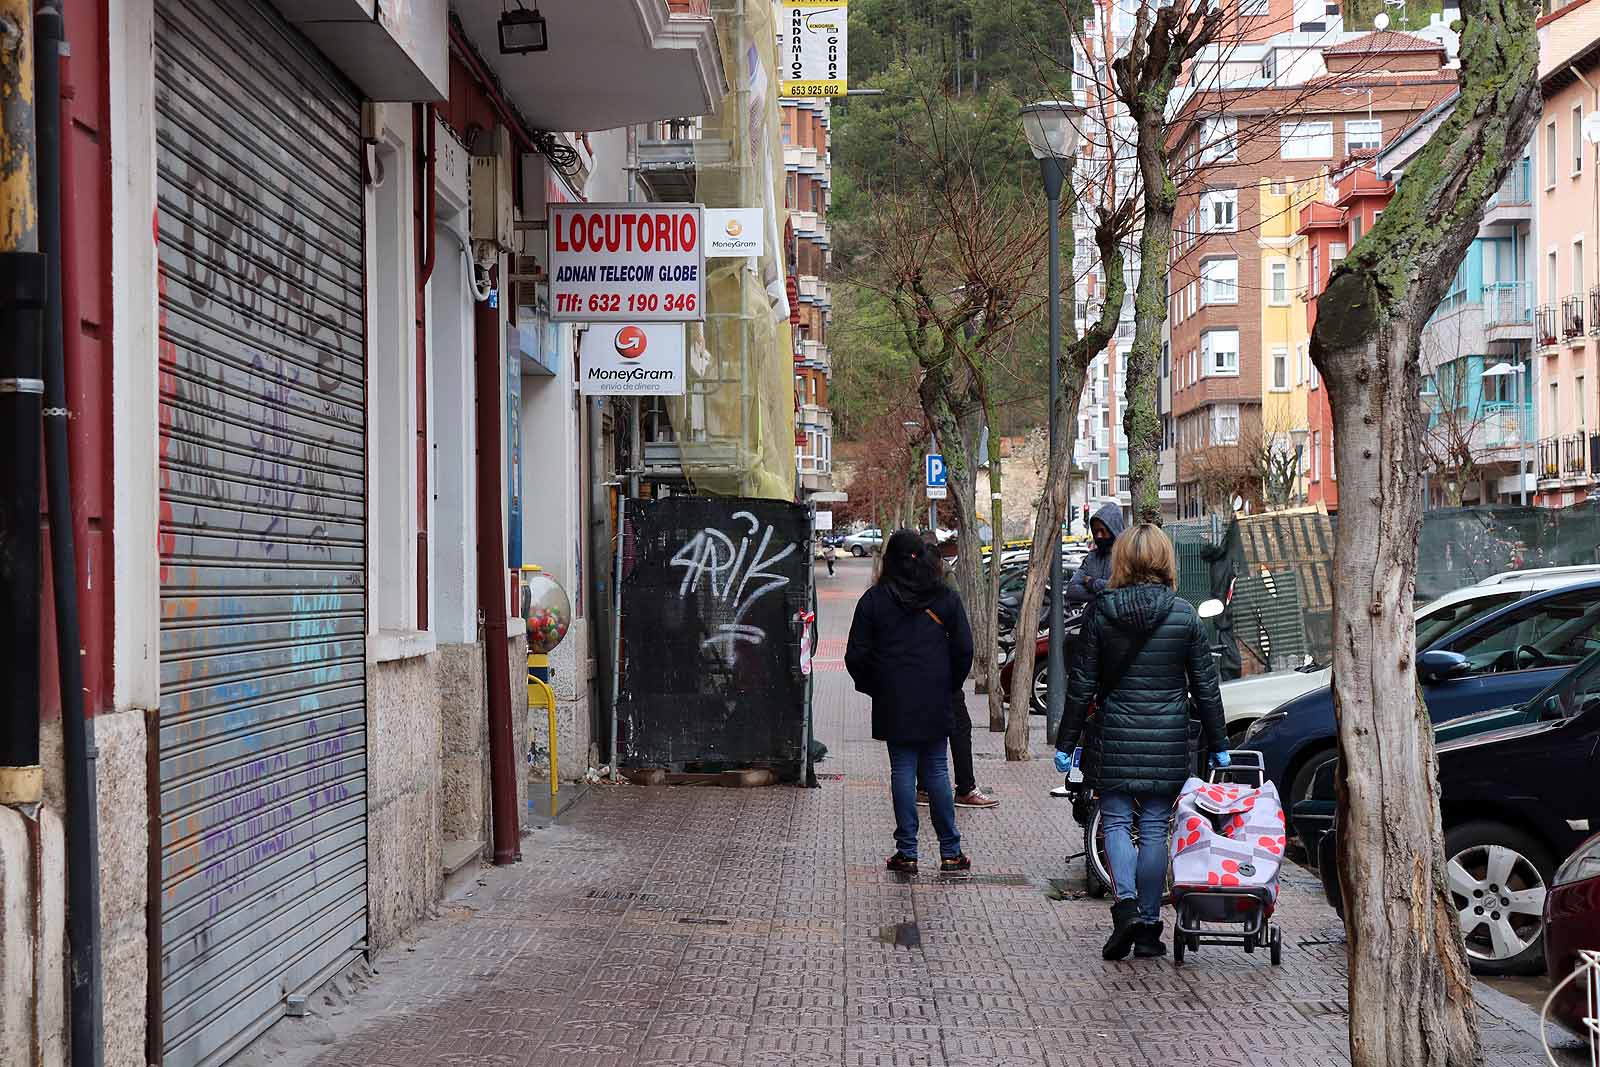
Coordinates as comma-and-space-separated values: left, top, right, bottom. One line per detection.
1099, 791, 1172, 924
887, 741, 962, 860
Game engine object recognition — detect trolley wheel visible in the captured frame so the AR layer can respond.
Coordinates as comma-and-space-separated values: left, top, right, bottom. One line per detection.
1243, 931, 1255, 954
1270, 925, 1283, 966
1173, 933, 1185, 965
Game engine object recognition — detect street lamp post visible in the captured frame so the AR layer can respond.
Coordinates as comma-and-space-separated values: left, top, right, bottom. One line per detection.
1021, 100, 1085, 738
1483, 360, 1528, 506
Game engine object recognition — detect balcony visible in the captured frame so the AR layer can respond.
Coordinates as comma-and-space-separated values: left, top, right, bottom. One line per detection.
1483, 281, 1533, 332
784, 144, 820, 172
1537, 304, 1559, 348
1483, 158, 1533, 226
1538, 436, 1562, 481
637, 116, 733, 202
1476, 401, 1528, 450
1591, 287, 1600, 336
792, 210, 820, 237
797, 274, 820, 303
1563, 432, 1592, 479
1564, 294, 1587, 339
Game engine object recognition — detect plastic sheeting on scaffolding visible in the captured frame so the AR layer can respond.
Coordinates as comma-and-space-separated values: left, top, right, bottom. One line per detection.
675, 0, 796, 501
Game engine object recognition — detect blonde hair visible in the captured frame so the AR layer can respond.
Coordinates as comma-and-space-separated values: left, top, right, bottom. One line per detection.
1108, 523, 1177, 591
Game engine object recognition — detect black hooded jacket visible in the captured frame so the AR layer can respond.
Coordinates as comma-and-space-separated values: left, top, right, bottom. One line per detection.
846, 577, 974, 745
1066, 502, 1126, 604
1053, 583, 1227, 794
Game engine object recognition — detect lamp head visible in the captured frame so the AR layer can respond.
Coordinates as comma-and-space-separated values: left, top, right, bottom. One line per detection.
1019, 100, 1085, 161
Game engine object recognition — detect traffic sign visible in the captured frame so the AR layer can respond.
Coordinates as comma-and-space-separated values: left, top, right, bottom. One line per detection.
926, 453, 947, 500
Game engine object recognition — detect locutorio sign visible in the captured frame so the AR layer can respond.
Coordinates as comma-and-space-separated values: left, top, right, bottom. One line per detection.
781, 1, 848, 98
548, 203, 705, 322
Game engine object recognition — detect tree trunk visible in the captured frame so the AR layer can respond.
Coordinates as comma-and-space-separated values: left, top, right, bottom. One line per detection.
1005, 208, 1129, 760
986, 395, 1005, 731
1309, 0, 1538, 1059
1123, 112, 1178, 526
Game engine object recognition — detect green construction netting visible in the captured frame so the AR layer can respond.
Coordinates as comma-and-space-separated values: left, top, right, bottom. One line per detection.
674, 0, 796, 501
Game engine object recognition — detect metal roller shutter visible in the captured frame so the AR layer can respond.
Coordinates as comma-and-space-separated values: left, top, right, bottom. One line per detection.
155, 0, 367, 1063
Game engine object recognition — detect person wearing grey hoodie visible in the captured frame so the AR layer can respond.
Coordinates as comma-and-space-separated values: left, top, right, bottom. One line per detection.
1066, 502, 1127, 605
1050, 502, 1127, 799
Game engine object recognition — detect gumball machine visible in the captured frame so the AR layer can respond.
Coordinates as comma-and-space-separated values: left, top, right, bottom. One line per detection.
519, 565, 572, 809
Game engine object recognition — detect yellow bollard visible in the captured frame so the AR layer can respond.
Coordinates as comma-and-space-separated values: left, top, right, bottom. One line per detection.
528, 651, 557, 813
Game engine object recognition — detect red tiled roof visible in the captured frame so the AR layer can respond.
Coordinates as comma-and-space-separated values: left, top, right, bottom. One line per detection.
1324, 30, 1446, 54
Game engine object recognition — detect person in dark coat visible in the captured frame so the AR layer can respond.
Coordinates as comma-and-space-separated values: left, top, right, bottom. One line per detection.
846, 529, 975, 874
1053, 523, 1229, 961
1050, 501, 1128, 800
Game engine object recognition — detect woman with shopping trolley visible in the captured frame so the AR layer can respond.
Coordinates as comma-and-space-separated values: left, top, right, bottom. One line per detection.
1052, 522, 1230, 961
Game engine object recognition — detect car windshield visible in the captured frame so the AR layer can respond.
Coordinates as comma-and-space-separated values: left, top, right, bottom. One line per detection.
1415, 591, 1523, 649
1445, 587, 1600, 673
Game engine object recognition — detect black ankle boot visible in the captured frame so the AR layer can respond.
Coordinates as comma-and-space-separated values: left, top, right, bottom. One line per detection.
1133, 921, 1167, 958
1102, 900, 1140, 961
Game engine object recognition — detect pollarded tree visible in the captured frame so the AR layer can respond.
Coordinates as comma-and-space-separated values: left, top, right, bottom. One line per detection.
1307, 0, 1540, 1060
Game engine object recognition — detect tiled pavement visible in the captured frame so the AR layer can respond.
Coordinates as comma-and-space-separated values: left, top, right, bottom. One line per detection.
247, 560, 1557, 1067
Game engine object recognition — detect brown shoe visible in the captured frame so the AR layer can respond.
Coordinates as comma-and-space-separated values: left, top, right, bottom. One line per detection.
886, 853, 918, 874
955, 788, 1000, 808
940, 853, 972, 873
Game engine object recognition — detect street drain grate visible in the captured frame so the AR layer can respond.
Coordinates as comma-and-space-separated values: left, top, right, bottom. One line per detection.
677, 916, 731, 926
889, 872, 1034, 887
880, 922, 921, 948
815, 773, 845, 781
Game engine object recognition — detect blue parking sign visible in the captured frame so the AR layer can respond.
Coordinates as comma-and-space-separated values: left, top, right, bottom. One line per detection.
926, 453, 947, 499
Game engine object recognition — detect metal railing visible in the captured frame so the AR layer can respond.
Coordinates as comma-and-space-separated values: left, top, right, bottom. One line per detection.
1564, 294, 1587, 339
1539, 436, 1563, 479
1590, 287, 1600, 336
1477, 401, 1525, 448
1483, 281, 1532, 327
1485, 157, 1532, 207
643, 117, 701, 142
1537, 304, 1559, 347
1565, 431, 1591, 477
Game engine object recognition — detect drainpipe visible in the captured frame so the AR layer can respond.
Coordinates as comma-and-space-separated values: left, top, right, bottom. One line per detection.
475, 261, 520, 865
0, 0, 44, 806
39, 5, 104, 1063
415, 104, 436, 630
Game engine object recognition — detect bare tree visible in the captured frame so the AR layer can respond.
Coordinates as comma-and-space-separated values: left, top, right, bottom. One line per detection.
854, 83, 1052, 716
1003, 194, 1134, 759
1308, 0, 1541, 1059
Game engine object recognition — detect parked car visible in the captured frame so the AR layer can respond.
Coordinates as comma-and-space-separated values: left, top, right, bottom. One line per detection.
1303, 647, 1600, 975
1243, 577, 1600, 814
1220, 565, 1600, 743
1545, 830, 1600, 1038
840, 528, 884, 557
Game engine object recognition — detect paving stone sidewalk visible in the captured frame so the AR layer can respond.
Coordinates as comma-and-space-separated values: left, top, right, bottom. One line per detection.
241, 562, 1557, 1067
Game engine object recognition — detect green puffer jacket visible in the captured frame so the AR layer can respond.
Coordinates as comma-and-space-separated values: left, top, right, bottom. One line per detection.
1054, 584, 1228, 795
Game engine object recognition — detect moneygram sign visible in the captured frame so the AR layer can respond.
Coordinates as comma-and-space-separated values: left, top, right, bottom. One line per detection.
579, 323, 686, 396
549, 203, 705, 323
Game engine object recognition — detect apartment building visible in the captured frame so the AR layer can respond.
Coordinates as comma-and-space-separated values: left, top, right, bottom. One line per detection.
1168, 30, 1455, 516
783, 99, 837, 495
1533, 0, 1600, 504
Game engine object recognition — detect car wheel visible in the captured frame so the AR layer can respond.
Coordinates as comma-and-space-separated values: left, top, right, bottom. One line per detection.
1445, 821, 1553, 976
1289, 747, 1338, 810
1031, 664, 1049, 716
851, 545, 866, 558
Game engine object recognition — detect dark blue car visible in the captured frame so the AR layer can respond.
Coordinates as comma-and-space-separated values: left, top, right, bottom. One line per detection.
1244, 579, 1600, 816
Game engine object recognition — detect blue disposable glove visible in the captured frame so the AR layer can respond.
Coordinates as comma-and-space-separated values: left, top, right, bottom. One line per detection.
1211, 751, 1232, 768
1054, 750, 1074, 774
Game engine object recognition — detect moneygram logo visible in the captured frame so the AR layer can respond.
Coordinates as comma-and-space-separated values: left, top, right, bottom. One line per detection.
614, 325, 648, 359
724, 218, 744, 237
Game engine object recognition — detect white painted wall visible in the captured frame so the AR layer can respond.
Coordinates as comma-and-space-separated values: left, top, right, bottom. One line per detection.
365, 104, 431, 661
111, 0, 160, 714
429, 121, 478, 646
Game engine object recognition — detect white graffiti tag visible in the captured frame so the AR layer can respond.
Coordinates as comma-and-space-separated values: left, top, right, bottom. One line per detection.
670, 511, 797, 664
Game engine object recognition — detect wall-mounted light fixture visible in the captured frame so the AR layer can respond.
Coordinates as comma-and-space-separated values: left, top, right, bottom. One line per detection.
499, 4, 548, 54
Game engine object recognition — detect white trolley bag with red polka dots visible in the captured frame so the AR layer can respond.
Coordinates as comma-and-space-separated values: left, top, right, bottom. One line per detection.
1167, 751, 1286, 966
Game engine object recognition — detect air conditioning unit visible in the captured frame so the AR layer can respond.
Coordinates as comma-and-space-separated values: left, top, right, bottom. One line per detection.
470, 127, 514, 251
